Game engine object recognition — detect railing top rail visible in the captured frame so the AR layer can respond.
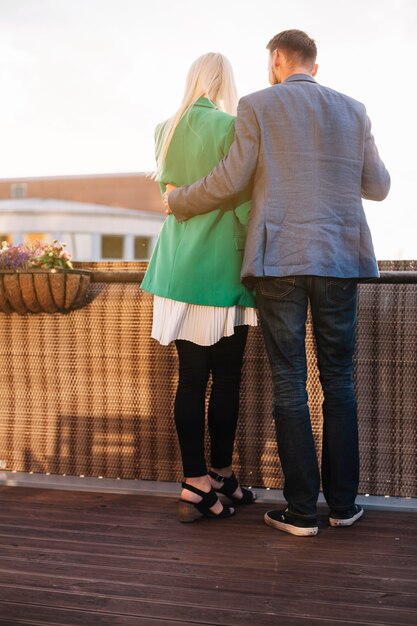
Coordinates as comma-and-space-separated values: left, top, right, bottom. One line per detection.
89, 270, 417, 284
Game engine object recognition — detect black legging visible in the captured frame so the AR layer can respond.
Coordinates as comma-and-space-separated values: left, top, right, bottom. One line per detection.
174, 325, 249, 477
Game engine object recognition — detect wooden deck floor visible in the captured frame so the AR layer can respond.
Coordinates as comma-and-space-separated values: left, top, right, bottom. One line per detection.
0, 487, 416, 626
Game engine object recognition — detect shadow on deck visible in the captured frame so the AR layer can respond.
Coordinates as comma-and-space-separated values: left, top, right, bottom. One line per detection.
0, 486, 416, 625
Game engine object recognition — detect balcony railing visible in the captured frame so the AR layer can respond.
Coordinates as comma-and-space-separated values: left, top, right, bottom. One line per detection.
0, 260, 416, 500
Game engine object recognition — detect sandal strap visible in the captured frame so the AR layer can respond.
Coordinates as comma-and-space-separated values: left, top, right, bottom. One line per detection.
208, 470, 226, 484
209, 471, 239, 493
209, 472, 255, 504
181, 482, 217, 507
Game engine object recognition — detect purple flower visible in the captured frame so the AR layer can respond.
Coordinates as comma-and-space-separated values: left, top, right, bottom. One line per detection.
0, 243, 34, 270
0, 241, 73, 271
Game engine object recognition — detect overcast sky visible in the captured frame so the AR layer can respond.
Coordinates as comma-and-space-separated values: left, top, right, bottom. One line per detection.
0, 0, 415, 259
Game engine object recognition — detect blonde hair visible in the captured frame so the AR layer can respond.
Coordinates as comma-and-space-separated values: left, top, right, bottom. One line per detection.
155, 52, 238, 179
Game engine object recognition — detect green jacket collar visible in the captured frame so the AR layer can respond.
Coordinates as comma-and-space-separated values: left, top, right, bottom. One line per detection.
194, 97, 217, 109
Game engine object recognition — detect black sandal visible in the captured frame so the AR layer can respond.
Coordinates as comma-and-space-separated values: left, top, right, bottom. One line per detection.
178, 482, 236, 523
209, 471, 256, 505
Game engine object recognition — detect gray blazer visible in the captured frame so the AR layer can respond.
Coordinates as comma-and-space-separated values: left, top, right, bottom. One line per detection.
169, 74, 390, 282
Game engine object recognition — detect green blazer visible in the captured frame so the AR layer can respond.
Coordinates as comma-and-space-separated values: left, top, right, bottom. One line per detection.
141, 98, 255, 307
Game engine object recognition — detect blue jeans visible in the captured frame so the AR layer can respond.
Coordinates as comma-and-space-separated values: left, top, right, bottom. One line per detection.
256, 276, 359, 518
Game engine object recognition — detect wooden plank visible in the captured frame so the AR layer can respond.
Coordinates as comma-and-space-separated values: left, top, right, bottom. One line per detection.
0, 601, 390, 626
1, 487, 416, 531
0, 488, 416, 626
1, 548, 416, 595
0, 523, 415, 567
0, 604, 181, 626
0, 568, 416, 613
1, 546, 417, 604
1, 501, 416, 536
2, 520, 417, 579
0, 524, 416, 573
0, 585, 415, 626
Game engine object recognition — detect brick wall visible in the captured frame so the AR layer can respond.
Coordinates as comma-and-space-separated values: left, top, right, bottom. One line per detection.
0, 173, 163, 214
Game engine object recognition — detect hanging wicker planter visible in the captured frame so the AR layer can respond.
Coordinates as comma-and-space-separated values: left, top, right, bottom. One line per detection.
0, 269, 91, 315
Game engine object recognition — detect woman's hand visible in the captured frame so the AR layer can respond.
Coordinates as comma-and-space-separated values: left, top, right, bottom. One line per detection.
163, 184, 177, 214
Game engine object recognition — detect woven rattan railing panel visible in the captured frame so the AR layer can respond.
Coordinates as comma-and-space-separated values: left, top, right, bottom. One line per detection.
0, 261, 415, 497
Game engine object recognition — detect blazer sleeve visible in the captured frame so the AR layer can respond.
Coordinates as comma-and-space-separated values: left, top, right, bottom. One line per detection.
361, 113, 391, 201
221, 117, 236, 157
223, 117, 253, 226
169, 97, 259, 221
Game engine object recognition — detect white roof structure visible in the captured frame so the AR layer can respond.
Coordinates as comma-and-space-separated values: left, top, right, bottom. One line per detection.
0, 198, 165, 236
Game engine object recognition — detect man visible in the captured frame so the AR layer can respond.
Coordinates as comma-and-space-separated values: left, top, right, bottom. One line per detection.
165, 29, 390, 536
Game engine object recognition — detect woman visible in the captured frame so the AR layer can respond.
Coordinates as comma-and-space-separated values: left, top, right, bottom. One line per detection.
141, 53, 257, 522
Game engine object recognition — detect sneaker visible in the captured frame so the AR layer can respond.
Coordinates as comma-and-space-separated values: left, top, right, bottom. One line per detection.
329, 504, 364, 527
264, 509, 318, 536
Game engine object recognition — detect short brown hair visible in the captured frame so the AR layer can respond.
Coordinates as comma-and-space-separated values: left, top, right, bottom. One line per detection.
266, 29, 317, 68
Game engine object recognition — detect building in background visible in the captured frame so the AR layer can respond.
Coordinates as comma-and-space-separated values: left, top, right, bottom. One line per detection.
0, 173, 165, 261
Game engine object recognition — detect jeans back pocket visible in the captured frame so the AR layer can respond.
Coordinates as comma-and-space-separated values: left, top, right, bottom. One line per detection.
258, 277, 296, 299
326, 279, 357, 305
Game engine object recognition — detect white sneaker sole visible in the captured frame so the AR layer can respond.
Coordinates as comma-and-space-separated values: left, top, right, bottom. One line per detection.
264, 513, 318, 536
329, 507, 364, 527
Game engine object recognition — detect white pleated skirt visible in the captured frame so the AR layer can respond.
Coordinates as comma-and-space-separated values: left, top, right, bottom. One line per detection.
151, 295, 258, 346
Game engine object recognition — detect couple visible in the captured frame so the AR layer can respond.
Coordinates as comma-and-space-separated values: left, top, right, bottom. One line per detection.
141, 29, 390, 536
